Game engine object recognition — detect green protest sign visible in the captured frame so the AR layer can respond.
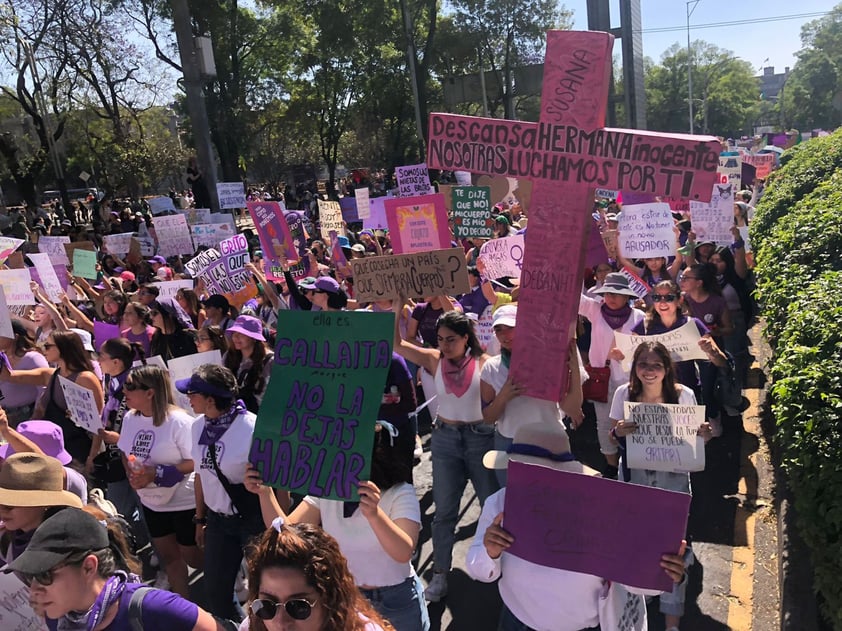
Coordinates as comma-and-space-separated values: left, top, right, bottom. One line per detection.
451, 186, 493, 238
250, 310, 393, 500
73, 248, 98, 280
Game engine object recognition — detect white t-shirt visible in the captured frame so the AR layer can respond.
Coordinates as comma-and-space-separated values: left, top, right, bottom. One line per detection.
303, 483, 420, 588
191, 412, 256, 515
117, 407, 196, 512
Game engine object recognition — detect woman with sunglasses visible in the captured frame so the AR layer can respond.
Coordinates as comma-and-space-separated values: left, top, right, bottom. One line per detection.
149, 298, 198, 361
610, 342, 712, 631
197, 325, 229, 354
0, 321, 49, 426
116, 365, 202, 601
8, 507, 226, 631
0, 330, 104, 466
243, 520, 394, 630
121, 301, 156, 358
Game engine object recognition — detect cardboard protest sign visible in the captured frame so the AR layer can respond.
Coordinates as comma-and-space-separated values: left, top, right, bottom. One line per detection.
351, 248, 470, 302
167, 350, 222, 412
28, 253, 63, 301
617, 266, 651, 299
0, 269, 35, 305
451, 186, 493, 238
0, 287, 13, 339
478, 235, 525, 280
384, 194, 451, 254
618, 203, 675, 259
147, 196, 176, 215
251, 311, 393, 500
744, 153, 775, 179
216, 182, 246, 209
624, 402, 706, 473
185, 248, 221, 277
153, 214, 195, 257
395, 163, 434, 197
689, 183, 733, 246
0, 571, 49, 631
717, 152, 742, 195
354, 187, 371, 219
0, 237, 25, 264
248, 201, 298, 279
363, 195, 389, 230
73, 248, 98, 280
601, 228, 619, 259
317, 199, 344, 241
183, 208, 212, 225
613, 320, 706, 371
93, 321, 122, 352
153, 279, 195, 301
102, 232, 134, 257
503, 460, 691, 592
38, 235, 71, 265
209, 233, 257, 307
59, 376, 102, 433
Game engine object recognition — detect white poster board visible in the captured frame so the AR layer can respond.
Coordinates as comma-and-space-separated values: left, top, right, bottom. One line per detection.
37, 236, 70, 265
59, 376, 102, 433
354, 187, 371, 220
0, 269, 35, 305
27, 253, 63, 302
689, 182, 734, 247
167, 350, 222, 411
152, 214, 195, 256
147, 196, 177, 215
153, 280, 195, 301
0, 571, 49, 630
618, 203, 675, 259
478, 235, 525, 280
102, 232, 134, 257
613, 320, 707, 371
624, 402, 706, 473
216, 182, 246, 209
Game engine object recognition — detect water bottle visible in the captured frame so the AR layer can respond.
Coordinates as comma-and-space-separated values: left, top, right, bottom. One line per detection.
126, 454, 145, 474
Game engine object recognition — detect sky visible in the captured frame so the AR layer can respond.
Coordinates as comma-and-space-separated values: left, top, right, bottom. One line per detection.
565, 0, 833, 75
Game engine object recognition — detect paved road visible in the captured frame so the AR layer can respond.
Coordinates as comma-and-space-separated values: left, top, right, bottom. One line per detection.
411, 327, 779, 630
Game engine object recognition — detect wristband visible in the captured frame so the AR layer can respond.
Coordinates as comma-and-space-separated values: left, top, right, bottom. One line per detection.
154, 464, 185, 487
192, 515, 207, 525
730, 239, 745, 251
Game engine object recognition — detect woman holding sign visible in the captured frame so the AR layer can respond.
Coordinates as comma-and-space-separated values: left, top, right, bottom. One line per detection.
610, 342, 711, 631
393, 305, 498, 603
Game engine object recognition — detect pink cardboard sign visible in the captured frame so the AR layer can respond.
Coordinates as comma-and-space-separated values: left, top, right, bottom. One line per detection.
503, 460, 691, 592
247, 201, 298, 278
384, 194, 451, 254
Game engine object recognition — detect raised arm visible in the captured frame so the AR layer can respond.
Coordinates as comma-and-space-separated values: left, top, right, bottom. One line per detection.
393, 301, 440, 376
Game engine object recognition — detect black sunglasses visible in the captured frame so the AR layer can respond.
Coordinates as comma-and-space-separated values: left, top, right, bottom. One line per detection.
652, 294, 678, 303
22, 553, 87, 587
124, 380, 151, 391
250, 597, 317, 621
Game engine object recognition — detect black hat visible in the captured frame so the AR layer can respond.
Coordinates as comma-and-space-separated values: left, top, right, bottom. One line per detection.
202, 294, 230, 311
4, 508, 108, 575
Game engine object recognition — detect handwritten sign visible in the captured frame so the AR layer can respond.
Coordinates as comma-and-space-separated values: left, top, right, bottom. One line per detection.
617, 267, 651, 299
384, 194, 451, 254
0, 572, 49, 631
189, 222, 235, 249
167, 350, 222, 412
613, 320, 707, 371
478, 235, 525, 280
395, 163, 434, 197
624, 402, 706, 473
102, 232, 134, 257
503, 460, 691, 592
183, 208, 212, 225
153, 279, 195, 301
0, 237, 24, 265
0, 269, 35, 305
38, 236, 70, 265
689, 182, 733, 246
354, 187, 371, 220
350, 248, 470, 302
452, 186, 493, 238
595, 188, 618, 200
717, 152, 741, 194
618, 203, 674, 259
59, 376, 102, 433
185, 248, 221, 277
251, 311, 393, 500
209, 233, 257, 307
147, 196, 176, 215
28, 253, 63, 302
601, 228, 619, 259
217, 182, 246, 209
72, 248, 98, 280
317, 199, 344, 241
153, 214, 194, 257
743, 153, 775, 179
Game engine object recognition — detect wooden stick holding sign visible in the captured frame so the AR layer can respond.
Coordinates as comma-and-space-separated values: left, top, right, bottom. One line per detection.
350, 248, 470, 302
426, 30, 721, 402
624, 402, 707, 473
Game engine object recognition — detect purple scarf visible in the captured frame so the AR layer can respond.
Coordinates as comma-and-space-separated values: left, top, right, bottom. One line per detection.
198, 399, 248, 446
601, 303, 633, 330
58, 571, 128, 631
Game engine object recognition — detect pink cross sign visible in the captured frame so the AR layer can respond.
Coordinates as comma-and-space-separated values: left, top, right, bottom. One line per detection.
427, 30, 722, 402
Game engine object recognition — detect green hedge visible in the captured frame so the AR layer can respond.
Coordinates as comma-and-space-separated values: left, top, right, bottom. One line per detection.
751, 127, 842, 626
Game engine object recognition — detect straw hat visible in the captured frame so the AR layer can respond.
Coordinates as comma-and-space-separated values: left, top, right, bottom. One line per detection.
483, 422, 599, 475
0, 453, 83, 508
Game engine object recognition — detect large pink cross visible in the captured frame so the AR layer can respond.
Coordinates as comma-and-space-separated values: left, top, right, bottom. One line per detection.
427, 30, 721, 402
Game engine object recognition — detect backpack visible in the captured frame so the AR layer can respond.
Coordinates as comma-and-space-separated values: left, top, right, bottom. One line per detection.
129, 587, 239, 631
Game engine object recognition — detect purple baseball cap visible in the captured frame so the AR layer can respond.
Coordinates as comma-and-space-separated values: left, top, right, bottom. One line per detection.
225, 315, 265, 341
147, 255, 166, 265
0, 421, 72, 465
315, 276, 340, 294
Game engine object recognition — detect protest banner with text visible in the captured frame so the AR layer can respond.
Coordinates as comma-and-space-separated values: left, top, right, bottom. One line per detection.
59, 376, 103, 433
247, 201, 298, 280
0, 269, 35, 305
216, 182, 246, 209
350, 248, 470, 302
478, 235, 524, 280
251, 311, 393, 500
38, 236, 71, 265
28, 253, 63, 301
317, 199, 344, 241
451, 186, 493, 238
618, 202, 675, 259
717, 152, 742, 195
102, 233, 134, 258
154, 280, 195, 301
614, 320, 707, 371
384, 194, 451, 254
354, 187, 371, 219
0, 572, 49, 631
689, 182, 734, 246
624, 402, 706, 473
617, 266, 651, 299
153, 214, 195, 257
395, 163, 433, 197
147, 196, 176, 215
743, 153, 775, 179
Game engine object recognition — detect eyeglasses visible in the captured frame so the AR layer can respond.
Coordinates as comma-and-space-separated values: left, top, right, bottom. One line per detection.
637, 362, 665, 371
651, 294, 678, 303
124, 381, 151, 391
250, 597, 318, 621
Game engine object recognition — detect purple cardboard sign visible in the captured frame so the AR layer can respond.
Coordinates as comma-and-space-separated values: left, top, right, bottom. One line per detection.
503, 460, 691, 592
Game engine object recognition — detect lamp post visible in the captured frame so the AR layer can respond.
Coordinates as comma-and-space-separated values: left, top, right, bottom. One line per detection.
686, 0, 702, 134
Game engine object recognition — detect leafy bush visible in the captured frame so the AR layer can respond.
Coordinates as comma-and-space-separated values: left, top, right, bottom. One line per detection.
753, 126, 842, 626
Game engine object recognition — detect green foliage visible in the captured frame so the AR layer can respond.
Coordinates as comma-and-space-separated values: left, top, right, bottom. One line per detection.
754, 126, 842, 625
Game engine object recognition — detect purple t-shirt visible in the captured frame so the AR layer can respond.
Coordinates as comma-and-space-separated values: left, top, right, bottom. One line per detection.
410, 302, 444, 347
102, 583, 198, 630
458, 286, 490, 318
684, 294, 728, 336
121, 326, 155, 358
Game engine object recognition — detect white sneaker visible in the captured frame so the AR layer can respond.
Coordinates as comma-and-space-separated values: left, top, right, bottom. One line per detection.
424, 572, 448, 602
709, 417, 723, 438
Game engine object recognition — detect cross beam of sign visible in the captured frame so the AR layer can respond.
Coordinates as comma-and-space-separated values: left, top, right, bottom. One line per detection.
427, 31, 722, 402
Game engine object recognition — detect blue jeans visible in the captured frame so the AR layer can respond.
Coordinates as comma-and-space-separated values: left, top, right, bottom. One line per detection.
360, 575, 430, 631
431, 421, 499, 570
204, 510, 264, 621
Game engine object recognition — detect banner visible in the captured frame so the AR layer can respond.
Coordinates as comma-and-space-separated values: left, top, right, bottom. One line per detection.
395, 163, 433, 197
354, 187, 371, 220
251, 311, 393, 500
451, 186, 492, 238
503, 461, 691, 592
0, 572, 49, 631
147, 196, 176, 215
613, 320, 707, 371
350, 248, 470, 302
185, 248, 221, 277
216, 182, 246, 209
0, 237, 24, 265
153, 214, 194, 257
624, 402, 706, 473
38, 236, 70, 265
478, 235, 524, 280
153, 279, 195, 301
0, 269, 35, 305
102, 232, 134, 257
618, 203, 674, 259
28, 253, 63, 302
689, 183, 733, 246
58, 376, 102, 433
167, 350, 222, 412
189, 222, 236, 249
384, 194, 451, 254
317, 199, 344, 241
212, 233, 257, 307
73, 248, 98, 280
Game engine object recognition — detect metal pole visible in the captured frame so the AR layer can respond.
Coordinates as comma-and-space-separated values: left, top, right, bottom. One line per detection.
169, 0, 220, 212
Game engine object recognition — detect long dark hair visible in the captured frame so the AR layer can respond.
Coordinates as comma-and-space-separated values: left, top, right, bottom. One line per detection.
101, 290, 128, 323
644, 280, 688, 332
100, 337, 144, 375
640, 257, 671, 285
10, 321, 37, 356
224, 339, 269, 410
687, 263, 721, 295
436, 311, 483, 358
628, 341, 681, 404
52, 331, 95, 374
